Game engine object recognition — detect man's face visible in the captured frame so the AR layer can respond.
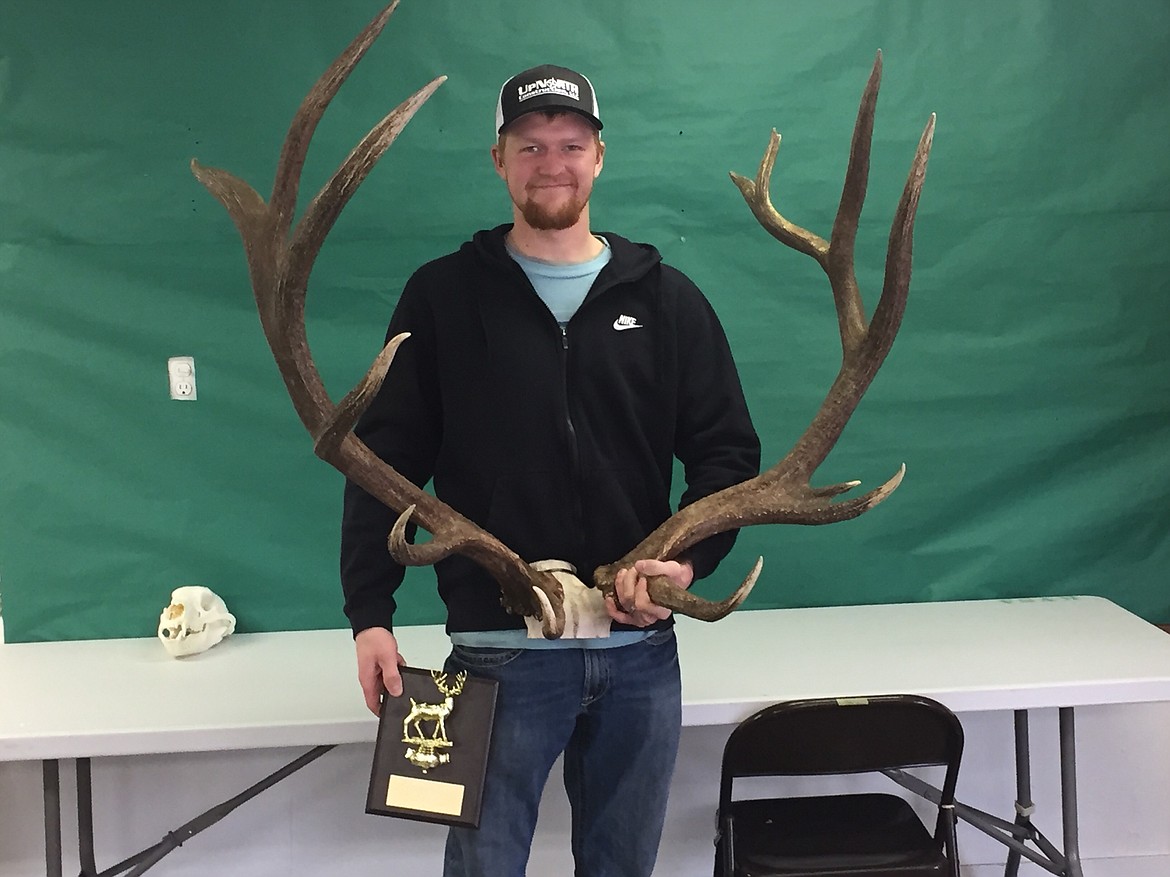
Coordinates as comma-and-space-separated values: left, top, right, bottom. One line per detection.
492, 112, 605, 231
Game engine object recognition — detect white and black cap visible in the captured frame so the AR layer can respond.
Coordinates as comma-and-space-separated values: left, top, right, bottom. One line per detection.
495, 64, 602, 135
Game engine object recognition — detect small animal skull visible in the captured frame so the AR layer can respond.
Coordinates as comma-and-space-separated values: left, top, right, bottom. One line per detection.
157, 586, 236, 657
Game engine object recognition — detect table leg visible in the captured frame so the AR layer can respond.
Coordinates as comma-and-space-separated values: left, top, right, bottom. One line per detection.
42, 759, 62, 877
78, 757, 98, 877
891, 708, 1082, 876
1004, 710, 1034, 877
96, 744, 336, 877
1059, 708, 1085, 877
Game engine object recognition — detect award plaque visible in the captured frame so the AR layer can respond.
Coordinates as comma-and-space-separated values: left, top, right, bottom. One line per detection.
365, 666, 498, 828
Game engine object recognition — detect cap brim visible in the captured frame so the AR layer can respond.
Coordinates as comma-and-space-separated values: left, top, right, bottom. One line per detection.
499, 106, 603, 135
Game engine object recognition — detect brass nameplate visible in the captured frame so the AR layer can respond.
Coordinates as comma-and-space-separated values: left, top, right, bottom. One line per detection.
386, 774, 465, 817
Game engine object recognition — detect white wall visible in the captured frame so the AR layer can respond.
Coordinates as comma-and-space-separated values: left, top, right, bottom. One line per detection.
1, 703, 1168, 876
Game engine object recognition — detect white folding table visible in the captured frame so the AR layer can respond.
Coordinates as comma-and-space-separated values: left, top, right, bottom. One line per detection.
3, 595, 1169, 877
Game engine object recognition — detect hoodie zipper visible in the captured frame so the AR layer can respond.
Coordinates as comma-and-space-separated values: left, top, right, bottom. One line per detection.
497, 240, 632, 564
560, 322, 587, 556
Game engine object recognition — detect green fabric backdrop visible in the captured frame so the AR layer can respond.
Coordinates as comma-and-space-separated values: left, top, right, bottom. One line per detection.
1, 0, 1167, 642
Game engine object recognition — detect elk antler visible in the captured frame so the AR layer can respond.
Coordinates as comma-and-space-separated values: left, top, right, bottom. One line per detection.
593, 51, 935, 617
193, 5, 930, 635
190, 2, 567, 637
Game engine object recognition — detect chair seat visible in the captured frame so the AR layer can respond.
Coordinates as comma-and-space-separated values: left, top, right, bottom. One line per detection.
727, 792, 947, 877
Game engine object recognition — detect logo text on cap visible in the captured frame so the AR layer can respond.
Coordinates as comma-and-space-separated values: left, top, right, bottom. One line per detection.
518, 79, 580, 103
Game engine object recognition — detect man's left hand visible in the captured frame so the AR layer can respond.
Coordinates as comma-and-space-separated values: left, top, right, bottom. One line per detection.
606, 558, 694, 628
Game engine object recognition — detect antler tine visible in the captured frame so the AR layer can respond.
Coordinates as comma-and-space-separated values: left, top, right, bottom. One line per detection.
730, 131, 827, 264
285, 76, 447, 302
826, 51, 881, 352
269, 0, 401, 231
264, 77, 447, 437
870, 112, 936, 353
594, 54, 931, 622
192, 3, 567, 638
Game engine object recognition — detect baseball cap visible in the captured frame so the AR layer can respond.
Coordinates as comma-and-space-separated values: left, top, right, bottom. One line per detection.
495, 64, 603, 135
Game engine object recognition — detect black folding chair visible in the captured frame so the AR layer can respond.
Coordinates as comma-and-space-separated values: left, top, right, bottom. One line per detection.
714, 694, 964, 877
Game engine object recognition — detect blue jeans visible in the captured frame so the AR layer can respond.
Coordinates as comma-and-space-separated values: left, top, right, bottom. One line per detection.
442, 629, 683, 877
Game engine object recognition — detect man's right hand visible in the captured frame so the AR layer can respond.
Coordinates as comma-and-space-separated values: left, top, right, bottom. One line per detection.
354, 626, 405, 715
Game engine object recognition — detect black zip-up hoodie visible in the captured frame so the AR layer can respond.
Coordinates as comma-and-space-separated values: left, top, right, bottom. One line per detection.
341, 224, 760, 636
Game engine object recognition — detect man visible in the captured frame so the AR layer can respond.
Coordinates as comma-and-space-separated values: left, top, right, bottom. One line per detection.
341, 63, 760, 876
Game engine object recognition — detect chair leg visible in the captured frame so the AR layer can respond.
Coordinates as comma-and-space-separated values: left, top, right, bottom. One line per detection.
943, 807, 961, 877
714, 816, 735, 877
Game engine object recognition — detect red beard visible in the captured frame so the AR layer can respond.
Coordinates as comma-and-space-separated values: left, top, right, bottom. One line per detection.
519, 183, 588, 230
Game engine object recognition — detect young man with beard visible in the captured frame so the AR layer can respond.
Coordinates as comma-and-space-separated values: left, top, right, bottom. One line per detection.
341, 64, 760, 876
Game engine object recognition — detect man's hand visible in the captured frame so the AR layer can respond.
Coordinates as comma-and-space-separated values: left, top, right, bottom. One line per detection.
354, 626, 406, 715
606, 558, 694, 628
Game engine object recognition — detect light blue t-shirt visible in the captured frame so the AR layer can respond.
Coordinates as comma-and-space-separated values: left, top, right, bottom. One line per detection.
506, 235, 612, 326
452, 236, 650, 651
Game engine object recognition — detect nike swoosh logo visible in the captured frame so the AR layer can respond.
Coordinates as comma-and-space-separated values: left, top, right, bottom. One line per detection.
613, 315, 644, 331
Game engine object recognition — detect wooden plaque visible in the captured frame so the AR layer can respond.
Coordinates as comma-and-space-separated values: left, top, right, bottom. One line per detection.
365, 665, 498, 828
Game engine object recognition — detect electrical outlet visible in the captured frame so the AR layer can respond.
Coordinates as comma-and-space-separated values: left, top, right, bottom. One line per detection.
168, 356, 197, 400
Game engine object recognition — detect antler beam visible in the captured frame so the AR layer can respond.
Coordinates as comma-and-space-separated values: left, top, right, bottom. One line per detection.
593, 52, 935, 617
191, 2, 567, 636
